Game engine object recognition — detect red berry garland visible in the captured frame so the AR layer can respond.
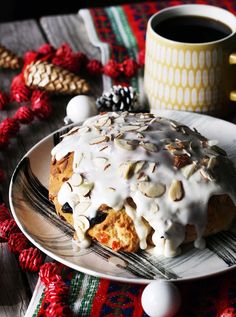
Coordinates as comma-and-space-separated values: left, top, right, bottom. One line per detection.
52, 43, 83, 73
0, 218, 20, 240
8, 232, 29, 253
44, 277, 69, 303
86, 59, 103, 76
19, 247, 44, 272
39, 262, 62, 286
103, 59, 121, 78
37, 43, 56, 57
14, 106, 34, 124
46, 302, 72, 317
11, 73, 31, 102
31, 90, 52, 120
119, 58, 139, 78
0, 118, 20, 138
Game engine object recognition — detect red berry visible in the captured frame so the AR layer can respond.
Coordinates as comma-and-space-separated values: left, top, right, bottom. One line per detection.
44, 278, 69, 303
32, 101, 52, 120
86, 59, 103, 76
52, 43, 82, 73
0, 118, 20, 138
39, 262, 62, 286
138, 49, 145, 66
31, 89, 49, 104
103, 59, 121, 78
37, 43, 56, 56
23, 51, 39, 67
19, 247, 44, 272
119, 58, 139, 77
0, 91, 9, 110
0, 218, 20, 240
46, 302, 72, 317
31, 90, 52, 120
11, 74, 31, 103
8, 232, 29, 253
14, 106, 34, 124
0, 134, 9, 150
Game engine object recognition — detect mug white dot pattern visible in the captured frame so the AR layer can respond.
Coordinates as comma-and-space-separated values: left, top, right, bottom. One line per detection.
144, 32, 224, 113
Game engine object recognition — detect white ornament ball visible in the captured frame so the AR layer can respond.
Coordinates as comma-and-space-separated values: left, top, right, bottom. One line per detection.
141, 280, 181, 317
66, 95, 97, 123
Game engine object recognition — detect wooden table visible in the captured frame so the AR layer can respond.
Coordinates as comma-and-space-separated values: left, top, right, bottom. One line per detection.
0, 13, 102, 317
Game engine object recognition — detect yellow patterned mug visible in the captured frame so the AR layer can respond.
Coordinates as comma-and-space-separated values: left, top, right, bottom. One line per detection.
144, 4, 236, 116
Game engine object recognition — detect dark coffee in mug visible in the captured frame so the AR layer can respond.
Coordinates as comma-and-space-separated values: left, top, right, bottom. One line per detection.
154, 16, 232, 43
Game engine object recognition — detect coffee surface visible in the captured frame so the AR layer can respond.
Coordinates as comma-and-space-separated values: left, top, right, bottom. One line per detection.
154, 16, 232, 43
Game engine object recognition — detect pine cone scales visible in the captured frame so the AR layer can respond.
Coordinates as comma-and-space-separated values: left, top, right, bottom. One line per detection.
96, 85, 138, 112
0, 45, 21, 69
24, 60, 90, 95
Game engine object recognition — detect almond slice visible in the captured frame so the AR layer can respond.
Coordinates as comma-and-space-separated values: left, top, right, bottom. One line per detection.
140, 142, 158, 152
137, 125, 149, 132
114, 138, 138, 151
89, 136, 109, 145
119, 161, 135, 179
150, 202, 159, 214
134, 161, 146, 174
169, 180, 184, 201
74, 202, 91, 215
173, 154, 191, 169
207, 156, 218, 170
136, 172, 149, 181
95, 116, 111, 127
78, 182, 94, 196
181, 163, 197, 179
70, 173, 83, 186
60, 126, 80, 138
148, 162, 156, 174
138, 181, 166, 198
120, 125, 141, 132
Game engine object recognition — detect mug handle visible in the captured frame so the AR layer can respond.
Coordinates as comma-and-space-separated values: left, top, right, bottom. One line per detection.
229, 52, 236, 101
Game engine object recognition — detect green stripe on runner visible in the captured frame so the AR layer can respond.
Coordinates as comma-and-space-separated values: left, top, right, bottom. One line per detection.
116, 6, 138, 53
32, 292, 45, 317
68, 272, 85, 306
79, 275, 100, 316
105, 7, 124, 47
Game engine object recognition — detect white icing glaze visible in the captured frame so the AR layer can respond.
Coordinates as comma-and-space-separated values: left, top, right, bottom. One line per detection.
51, 112, 236, 256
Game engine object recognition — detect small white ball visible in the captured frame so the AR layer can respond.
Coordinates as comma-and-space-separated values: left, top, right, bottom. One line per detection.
141, 280, 181, 317
66, 95, 97, 123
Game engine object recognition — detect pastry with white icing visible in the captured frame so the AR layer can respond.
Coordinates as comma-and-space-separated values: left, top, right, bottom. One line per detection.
49, 112, 236, 257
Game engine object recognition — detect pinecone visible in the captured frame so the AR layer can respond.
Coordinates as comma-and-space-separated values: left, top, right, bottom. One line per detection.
0, 45, 21, 69
96, 85, 138, 112
23, 60, 90, 95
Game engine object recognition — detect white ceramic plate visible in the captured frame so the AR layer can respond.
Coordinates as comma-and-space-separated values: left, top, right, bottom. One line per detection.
9, 110, 236, 284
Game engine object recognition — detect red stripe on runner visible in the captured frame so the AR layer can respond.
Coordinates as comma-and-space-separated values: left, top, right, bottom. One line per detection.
89, 278, 110, 317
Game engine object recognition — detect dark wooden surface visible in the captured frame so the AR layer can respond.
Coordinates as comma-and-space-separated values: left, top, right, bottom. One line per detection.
0, 14, 102, 316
